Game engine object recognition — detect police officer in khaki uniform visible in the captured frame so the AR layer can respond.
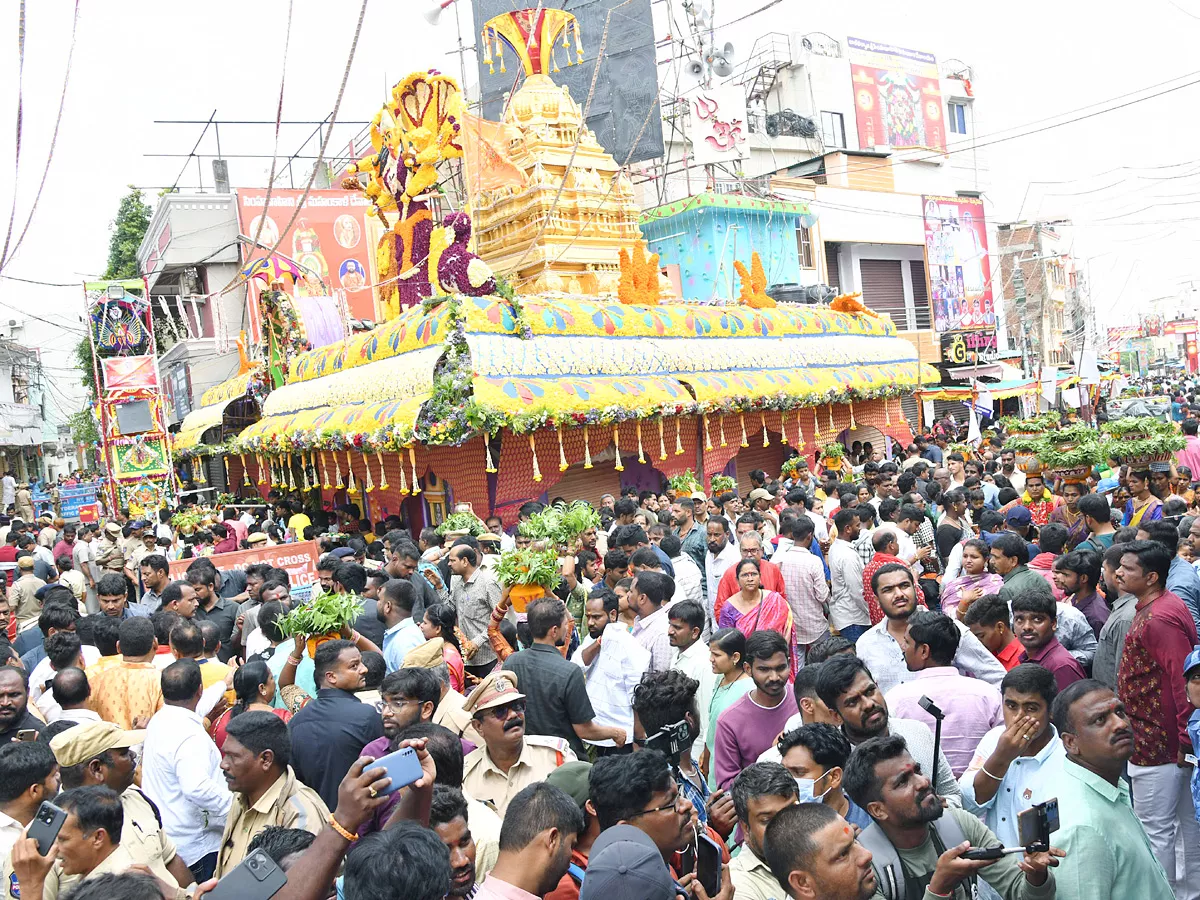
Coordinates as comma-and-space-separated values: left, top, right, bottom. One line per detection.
92, 523, 126, 576
215, 710, 329, 878
461, 672, 576, 817
46, 722, 193, 894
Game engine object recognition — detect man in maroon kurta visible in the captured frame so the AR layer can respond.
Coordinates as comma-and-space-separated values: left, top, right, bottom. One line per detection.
1115, 540, 1200, 895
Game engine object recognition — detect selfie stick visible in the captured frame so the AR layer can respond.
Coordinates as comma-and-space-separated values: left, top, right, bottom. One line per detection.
918, 696, 945, 781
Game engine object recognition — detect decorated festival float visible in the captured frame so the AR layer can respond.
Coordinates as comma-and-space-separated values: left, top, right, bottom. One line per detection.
197, 9, 936, 528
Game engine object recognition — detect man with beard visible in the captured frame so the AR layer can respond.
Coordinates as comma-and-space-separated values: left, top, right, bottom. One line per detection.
463, 672, 576, 816
288, 640, 383, 809
815, 654, 961, 805
857, 564, 1004, 695
763, 803, 877, 900
475, 783, 583, 899
0, 665, 42, 742
430, 785, 480, 899
571, 593, 649, 756
1049, 680, 1175, 899
504, 597, 625, 757
704, 517, 740, 619
713, 631, 795, 790
846, 735, 1062, 900
671, 498, 708, 587
358, 668, 440, 764
589, 750, 696, 880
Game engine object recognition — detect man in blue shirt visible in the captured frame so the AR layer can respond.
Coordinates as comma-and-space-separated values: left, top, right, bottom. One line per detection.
378, 578, 424, 673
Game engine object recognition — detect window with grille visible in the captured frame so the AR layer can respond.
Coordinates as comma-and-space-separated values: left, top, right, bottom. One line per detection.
797, 227, 815, 269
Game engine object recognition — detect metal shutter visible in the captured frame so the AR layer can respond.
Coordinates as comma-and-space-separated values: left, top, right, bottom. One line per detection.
553, 463, 621, 508
859, 259, 907, 327
825, 242, 841, 290
911, 260, 932, 329
733, 443, 787, 486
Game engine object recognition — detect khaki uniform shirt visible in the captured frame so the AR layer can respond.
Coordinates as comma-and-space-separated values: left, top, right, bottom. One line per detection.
462, 735, 575, 816
92, 538, 125, 572
216, 766, 329, 878
729, 843, 789, 900
42, 845, 188, 900
120, 787, 178, 885
435, 688, 482, 745
9, 575, 45, 628
466, 794, 502, 881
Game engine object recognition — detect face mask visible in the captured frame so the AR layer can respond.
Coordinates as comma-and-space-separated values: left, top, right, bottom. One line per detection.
794, 770, 831, 804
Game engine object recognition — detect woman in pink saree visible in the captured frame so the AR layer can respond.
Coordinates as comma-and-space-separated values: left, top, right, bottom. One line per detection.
717, 558, 799, 679
941, 539, 1003, 618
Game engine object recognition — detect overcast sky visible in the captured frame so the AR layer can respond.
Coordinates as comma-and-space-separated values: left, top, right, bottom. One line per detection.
3, 0, 1200, 419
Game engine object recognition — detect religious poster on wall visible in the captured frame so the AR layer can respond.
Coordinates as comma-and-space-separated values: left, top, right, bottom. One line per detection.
847, 37, 945, 152
235, 189, 376, 322
921, 195, 995, 333
687, 85, 749, 166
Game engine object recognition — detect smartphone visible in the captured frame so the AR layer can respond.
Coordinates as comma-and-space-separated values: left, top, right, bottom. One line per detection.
695, 832, 722, 897
1017, 798, 1060, 849
27, 801, 66, 856
16, 730, 38, 742
205, 849, 287, 900
371, 746, 424, 795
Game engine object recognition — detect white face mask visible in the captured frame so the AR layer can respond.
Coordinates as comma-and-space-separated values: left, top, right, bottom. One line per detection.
794, 770, 833, 804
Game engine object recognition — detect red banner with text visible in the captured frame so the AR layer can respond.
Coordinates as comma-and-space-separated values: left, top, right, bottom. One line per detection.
168, 540, 320, 589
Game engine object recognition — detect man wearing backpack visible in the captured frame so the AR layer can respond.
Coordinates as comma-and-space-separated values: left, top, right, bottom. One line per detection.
843, 734, 1063, 900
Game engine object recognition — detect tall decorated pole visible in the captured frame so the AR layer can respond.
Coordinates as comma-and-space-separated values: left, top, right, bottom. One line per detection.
84, 277, 176, 516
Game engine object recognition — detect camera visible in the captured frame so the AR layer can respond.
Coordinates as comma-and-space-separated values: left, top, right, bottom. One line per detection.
644, 719, 690, 762
1017, 798, 1059, 853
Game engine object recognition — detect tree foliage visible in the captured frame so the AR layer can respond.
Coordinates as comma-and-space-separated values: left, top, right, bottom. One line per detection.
68, 407, 99, 448
102, 187, 152, 280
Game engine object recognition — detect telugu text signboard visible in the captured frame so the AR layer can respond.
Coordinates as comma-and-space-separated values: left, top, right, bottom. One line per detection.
940, 329, 997, 365
847, 37, 945, 152
922, 195, 995, 334
235, 189, 376, 323
168, 540, 320, 589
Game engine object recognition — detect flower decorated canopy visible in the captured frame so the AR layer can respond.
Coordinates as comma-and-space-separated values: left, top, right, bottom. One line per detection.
229, 292, 938, 451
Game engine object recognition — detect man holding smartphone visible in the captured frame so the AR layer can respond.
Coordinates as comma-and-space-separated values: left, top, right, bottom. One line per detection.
0, 741, 59, 895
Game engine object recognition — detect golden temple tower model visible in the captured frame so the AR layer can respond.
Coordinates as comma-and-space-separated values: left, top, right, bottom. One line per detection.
471, 9, 670, 299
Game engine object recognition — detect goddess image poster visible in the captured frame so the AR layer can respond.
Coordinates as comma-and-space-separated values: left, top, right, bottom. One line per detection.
847, 37, 945, 152
922, 195, 994, 333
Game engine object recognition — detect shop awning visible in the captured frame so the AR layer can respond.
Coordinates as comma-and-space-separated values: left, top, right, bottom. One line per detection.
228, 396, 426, 454
915, 375, 1079, 402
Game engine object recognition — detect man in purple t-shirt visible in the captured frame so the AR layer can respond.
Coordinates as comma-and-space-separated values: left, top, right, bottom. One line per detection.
1013, 592, 1085, 690
713, 630, 795, 790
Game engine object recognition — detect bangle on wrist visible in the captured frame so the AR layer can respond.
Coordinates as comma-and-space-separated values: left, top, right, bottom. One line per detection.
328, 815, 358, 842
286, 655, 303, 666
981, 764, 1005, 782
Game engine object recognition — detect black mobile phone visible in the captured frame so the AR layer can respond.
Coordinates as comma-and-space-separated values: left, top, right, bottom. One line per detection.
695, 832, 722, 896
205, 849, 287, 900
27, 801, 66, 856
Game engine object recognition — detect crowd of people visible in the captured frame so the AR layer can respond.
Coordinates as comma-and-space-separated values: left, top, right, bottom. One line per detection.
0, 411, 1197, 899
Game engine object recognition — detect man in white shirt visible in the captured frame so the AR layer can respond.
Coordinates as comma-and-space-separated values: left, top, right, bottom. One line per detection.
828, 508, 871, 643
572, 593, 649, 750
661, 534, 702, 607
776, 516, 830, 658
72, 526, 97, 615
668, 599, 713, 761
141, 658, 233, 881
704, 517, 739, 624
856, 563, 1004, 695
